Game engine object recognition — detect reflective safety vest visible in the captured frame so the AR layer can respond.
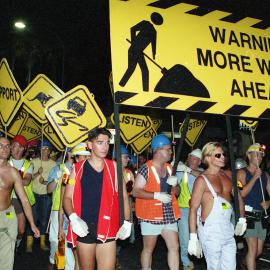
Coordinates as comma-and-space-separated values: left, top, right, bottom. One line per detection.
135, 160, 180, 221
178, 172, 190, 208
10, 159, 36, 206
67, 159, 119, 247
52, 165, 63, 211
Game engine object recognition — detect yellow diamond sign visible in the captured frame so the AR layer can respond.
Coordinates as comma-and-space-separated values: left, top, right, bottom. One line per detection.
131, 127, 157, 154
23, 74, 64, 123
111, 113, 152, 144
20, 115, 42, 141
45, 85, 106, 147
0, 107, 41, 141
179, 119, 207, 147
43, 123, 65, 151
0, 58, 23, 126
6, 108, 28, 138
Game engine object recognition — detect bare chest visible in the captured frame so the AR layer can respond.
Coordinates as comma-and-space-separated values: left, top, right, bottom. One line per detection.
204, 174, 232, 197
0, 170, 14, 191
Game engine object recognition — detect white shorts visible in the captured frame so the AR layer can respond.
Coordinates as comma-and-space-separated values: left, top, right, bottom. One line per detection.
140, 222, 178, 236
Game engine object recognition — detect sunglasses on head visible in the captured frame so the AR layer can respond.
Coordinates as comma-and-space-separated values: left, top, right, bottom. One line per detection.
214, 153, 226, 159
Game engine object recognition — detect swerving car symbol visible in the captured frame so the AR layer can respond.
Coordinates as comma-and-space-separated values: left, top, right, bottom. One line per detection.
67, 97, 86, 116
55, 96, 88, 132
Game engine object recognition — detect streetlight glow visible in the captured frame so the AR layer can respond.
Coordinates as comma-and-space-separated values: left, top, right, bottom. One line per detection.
14, 21, 26, 29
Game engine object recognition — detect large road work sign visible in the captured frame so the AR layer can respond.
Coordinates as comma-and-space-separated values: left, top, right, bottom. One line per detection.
110, 0, 270, 119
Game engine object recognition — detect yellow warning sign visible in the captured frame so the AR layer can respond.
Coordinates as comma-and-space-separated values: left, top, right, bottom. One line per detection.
20, 115, 42, 141
179, 119, 207, 147
6, 109, 28, 138
130, 127, 157, 154
43, 123, 65, 151
45, 85, 106, 147
23, 74, 64, 123
151, 118, 162, 131
239, 119, 258, 131
110, 1, 270, 119
0, 121, 4, 134
0, 58, 23, 126
0, 107, 41, 141
111, 113, 152, 144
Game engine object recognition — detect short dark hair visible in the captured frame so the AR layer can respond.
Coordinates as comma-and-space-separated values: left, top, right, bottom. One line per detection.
88, 128, 112, 141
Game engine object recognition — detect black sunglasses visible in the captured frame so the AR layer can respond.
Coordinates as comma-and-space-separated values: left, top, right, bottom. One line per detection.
214, 153, 226, 159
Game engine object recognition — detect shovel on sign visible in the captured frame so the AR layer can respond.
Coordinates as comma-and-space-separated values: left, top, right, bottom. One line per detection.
126, 39, 210, 98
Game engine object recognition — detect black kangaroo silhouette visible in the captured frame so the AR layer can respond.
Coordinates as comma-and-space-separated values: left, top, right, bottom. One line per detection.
28, 92, 53, 108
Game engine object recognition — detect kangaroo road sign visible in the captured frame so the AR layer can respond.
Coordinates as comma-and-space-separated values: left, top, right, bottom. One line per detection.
110, 0, 270, 119
23, 74, 64, 123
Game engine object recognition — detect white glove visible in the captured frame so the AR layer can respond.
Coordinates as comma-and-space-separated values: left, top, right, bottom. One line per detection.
116, 220, 132, 240
188, 233, 203, 258
166, 176, 178, 187
154, 192, 172, 203
69, 213, 89, 237
234, 217, 247, 236
177, 162, 192, 173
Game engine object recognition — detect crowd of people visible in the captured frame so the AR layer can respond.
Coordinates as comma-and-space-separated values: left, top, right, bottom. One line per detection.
0, 128, 269, 270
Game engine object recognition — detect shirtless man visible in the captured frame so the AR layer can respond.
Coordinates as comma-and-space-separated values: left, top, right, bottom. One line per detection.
0, 137, 40, 270
188, 142, 246, 270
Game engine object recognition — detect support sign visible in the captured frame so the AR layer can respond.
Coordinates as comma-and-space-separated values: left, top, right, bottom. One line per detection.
0, 58, 23, 126
110, 1, 270, 119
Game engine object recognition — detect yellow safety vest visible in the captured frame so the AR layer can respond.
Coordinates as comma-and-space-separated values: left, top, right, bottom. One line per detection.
178, 172, 191, 208
52, 165, 64, 211
10, 159, 36, 206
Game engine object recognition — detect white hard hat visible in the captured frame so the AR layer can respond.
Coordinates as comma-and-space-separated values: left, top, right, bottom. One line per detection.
71, 142, 91, 156
189, 148, 202, 160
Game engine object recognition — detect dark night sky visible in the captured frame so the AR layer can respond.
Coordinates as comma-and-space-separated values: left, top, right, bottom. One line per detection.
1, 0, 270, 117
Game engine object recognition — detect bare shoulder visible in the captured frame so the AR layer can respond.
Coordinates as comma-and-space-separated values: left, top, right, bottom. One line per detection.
194, 175, 206, 190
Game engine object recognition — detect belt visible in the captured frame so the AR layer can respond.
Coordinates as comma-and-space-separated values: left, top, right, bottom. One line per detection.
245, 210, 263, 220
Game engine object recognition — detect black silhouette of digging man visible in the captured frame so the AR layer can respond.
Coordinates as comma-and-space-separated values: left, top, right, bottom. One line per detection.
119, 12, 210, 98
119, 12, 163, 92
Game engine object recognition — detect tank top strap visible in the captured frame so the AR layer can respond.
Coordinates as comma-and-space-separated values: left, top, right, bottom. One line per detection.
201, 174, 217, 198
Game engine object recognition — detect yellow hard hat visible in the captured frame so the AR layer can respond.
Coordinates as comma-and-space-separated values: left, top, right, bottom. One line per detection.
246, 143, 265, 156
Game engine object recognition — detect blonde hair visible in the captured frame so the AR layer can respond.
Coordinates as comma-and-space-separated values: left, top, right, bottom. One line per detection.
202, 142, 223, 166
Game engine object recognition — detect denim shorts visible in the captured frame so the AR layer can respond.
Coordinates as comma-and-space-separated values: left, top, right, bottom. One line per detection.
140, 221, 178, 236
244, 220, 267, 240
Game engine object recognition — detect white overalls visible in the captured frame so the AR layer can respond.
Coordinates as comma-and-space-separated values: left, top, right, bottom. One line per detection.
197, 175, 236, 270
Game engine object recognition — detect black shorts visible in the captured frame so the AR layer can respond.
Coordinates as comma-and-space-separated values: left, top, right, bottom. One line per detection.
76, 222, 115, 244
77, 234, 115, 244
